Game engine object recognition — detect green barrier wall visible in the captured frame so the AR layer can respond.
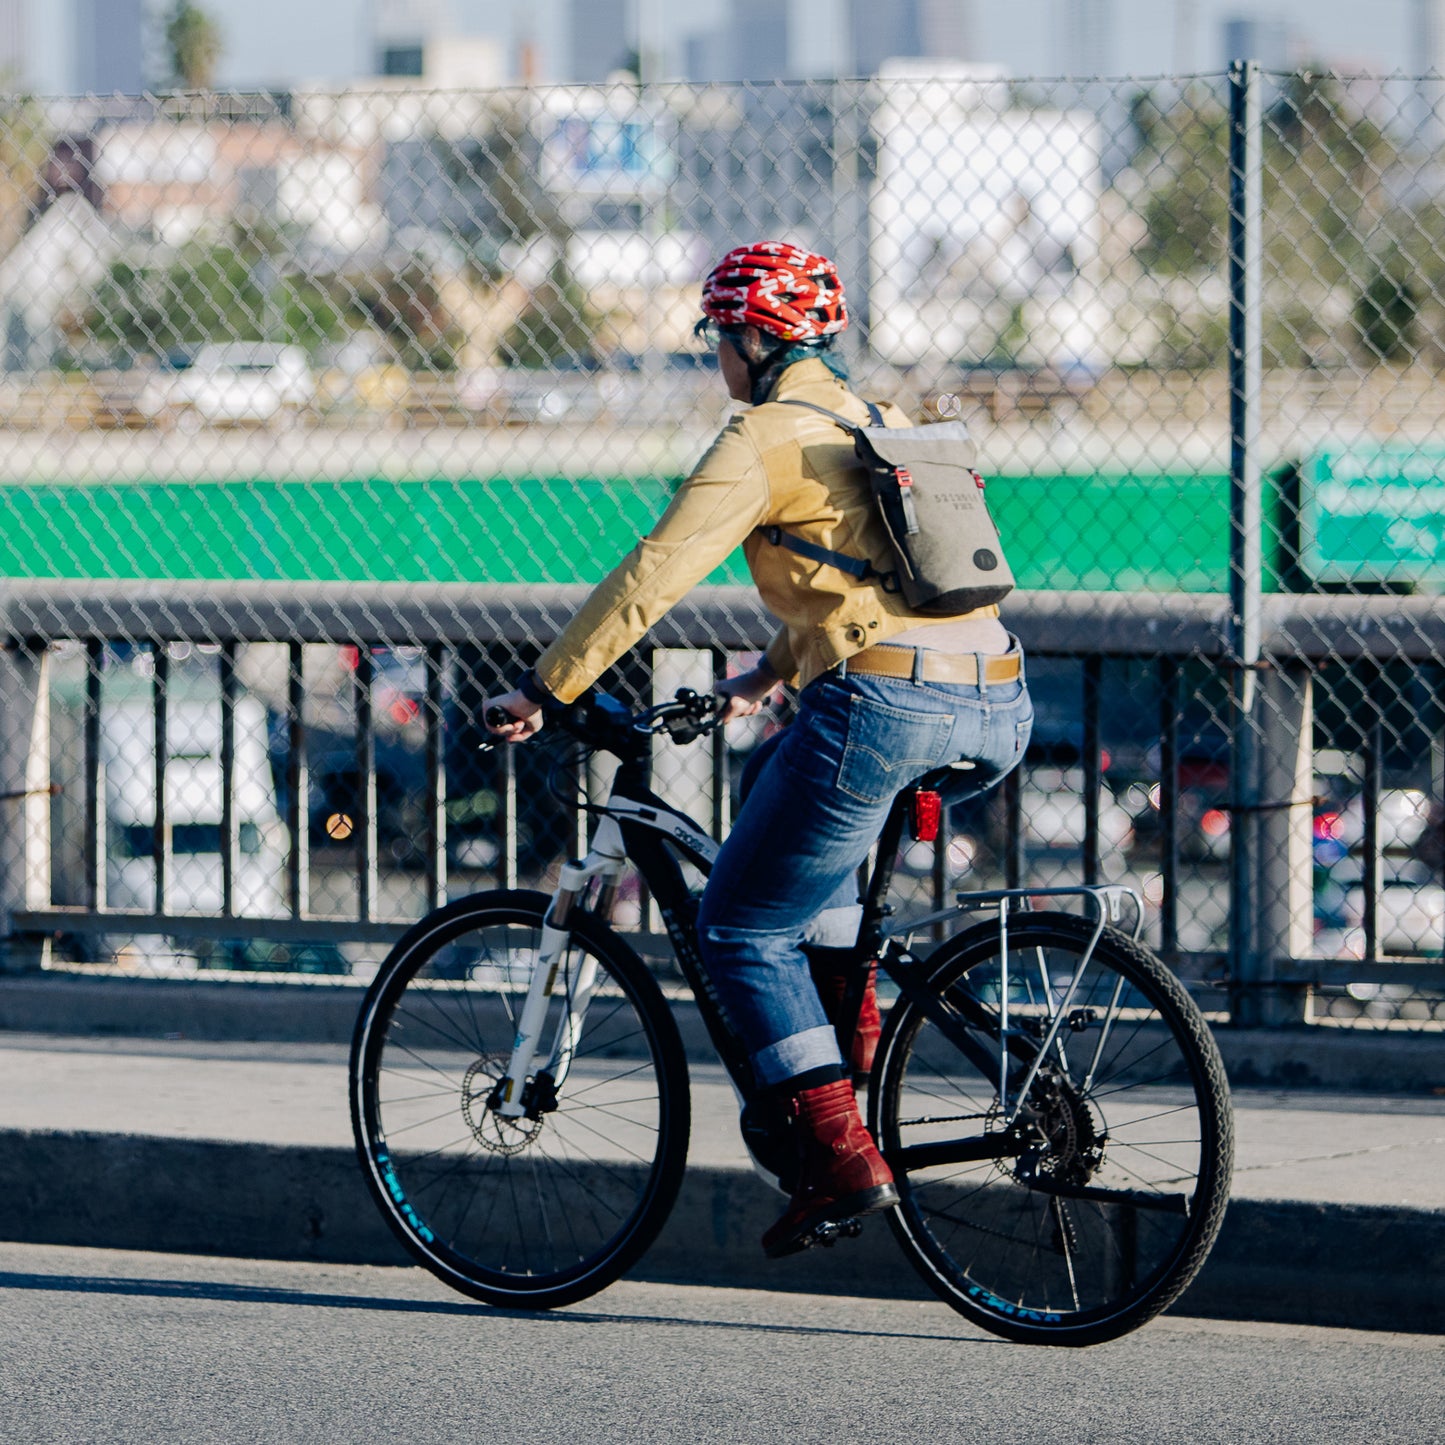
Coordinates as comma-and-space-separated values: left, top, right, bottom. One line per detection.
0, 473, 1235, 591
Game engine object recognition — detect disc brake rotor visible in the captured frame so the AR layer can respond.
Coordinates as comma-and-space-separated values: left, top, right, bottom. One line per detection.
462, 1054, 544, 1156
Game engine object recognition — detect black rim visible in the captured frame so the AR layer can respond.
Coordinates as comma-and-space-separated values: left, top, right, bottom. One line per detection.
879, 921, 1227, 1333
357, 904, 677, 1294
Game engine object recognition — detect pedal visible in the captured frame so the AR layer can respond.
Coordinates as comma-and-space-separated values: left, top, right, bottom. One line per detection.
806, 1216, 864, 1250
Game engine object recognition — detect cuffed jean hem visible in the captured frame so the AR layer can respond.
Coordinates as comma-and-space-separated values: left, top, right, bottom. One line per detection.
750, 1025, 844, 1088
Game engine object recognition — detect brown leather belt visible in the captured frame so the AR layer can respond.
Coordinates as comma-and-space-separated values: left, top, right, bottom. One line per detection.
844, 644, 1022, 686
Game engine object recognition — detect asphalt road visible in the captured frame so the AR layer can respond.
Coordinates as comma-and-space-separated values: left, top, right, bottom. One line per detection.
0, 1243, 1439, 1444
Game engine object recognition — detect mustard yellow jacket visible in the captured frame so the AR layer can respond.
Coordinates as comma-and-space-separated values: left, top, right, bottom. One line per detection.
534, 357, 999, 702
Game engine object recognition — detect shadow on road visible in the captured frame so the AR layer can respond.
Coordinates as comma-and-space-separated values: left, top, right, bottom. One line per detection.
0, 1268, 991, 1342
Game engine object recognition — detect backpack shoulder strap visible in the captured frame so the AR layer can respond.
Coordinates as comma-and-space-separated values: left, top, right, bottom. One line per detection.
776, 397, 885, 430
760, 397, 899, 593
762, 525, 877, 582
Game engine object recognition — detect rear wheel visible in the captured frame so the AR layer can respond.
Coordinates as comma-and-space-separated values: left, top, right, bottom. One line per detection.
872, 913, 1232, 1345
350, 890, 690, 1309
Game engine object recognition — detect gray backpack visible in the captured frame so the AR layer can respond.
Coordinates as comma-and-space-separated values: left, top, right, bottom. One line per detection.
765, 399, 1015, 617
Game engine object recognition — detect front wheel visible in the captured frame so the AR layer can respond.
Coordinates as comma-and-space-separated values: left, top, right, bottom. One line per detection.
350, 890, 690, 1309
872, 913, 1233, 1346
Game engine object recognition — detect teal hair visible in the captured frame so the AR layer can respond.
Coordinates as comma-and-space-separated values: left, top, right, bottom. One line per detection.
750, 337, 849, 404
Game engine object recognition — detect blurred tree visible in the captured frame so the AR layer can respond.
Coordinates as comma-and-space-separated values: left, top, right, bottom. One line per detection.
442, 99, 598, 366
0, 94, 48, 261
1130, 75, 1397, 283
499, 257, 598, 369
1356, 257, 1419, 362
356, 262, 464, 371
1126, 74, 1414, 368
165, 2, 224, 90
1131, 87, 1231, 276
84, 231, 349, 358
1263, 70, 1395, 291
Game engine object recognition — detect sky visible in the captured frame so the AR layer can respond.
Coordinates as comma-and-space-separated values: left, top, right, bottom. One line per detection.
20, 0, 1439, 94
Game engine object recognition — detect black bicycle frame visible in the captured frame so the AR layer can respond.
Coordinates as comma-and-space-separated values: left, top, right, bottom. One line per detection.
587, 745, 1002, 1111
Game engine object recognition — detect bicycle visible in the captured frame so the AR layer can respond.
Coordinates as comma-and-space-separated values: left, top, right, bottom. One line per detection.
350, 687, 1234, 1346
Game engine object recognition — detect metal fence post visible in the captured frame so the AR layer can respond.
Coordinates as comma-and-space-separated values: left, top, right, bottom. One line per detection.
1227, 58, 1266, 1025
1256, 664, 1314, 1024
0, 639, 52, 972
831, 79, 871, 355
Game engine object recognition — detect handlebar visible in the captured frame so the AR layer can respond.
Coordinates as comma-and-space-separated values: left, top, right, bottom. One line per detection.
631, 688, 724, 744
481, 687, 726, 756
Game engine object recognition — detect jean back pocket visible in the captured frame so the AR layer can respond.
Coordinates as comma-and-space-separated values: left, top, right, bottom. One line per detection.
837, 694, 952, 804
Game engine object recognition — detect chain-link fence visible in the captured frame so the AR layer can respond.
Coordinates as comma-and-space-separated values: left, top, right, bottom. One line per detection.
0, 71, 1441, 1028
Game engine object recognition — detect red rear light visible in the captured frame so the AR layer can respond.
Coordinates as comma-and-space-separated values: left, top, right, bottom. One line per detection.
911, 790, 942, 842
1201, 808, 1230, 838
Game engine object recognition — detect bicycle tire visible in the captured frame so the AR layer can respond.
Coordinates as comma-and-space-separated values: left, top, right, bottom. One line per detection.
350, 889, 690, 1309
871, 912, 1232, 1346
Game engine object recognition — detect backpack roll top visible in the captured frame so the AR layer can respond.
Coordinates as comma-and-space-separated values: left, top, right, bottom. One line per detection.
853, 420, 1015, 616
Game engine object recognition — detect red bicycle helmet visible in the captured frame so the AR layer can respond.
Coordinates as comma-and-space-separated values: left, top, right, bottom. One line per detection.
700, 242, 848, 343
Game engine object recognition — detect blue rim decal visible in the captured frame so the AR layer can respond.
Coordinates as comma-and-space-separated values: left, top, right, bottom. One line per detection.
966, 1282, 1063, 1325
376, 1150, 437, 1244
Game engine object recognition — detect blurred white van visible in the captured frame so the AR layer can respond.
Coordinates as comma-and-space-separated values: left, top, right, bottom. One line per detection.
103, 687, 286, 925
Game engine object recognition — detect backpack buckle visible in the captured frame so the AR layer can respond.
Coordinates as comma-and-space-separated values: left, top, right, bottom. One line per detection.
894, 466, 921, 535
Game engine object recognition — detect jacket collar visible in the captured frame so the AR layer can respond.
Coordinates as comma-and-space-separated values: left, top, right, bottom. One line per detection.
760, 357, 849, 404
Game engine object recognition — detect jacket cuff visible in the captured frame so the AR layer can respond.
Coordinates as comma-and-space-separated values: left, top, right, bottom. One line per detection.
517, 668, 556, 707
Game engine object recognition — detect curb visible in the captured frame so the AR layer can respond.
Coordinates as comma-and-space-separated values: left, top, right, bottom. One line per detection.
4, 1128, 1441, 1333
1, 974, 1442, 1094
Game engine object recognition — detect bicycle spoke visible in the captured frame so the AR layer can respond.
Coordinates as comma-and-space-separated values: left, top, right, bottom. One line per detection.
877, 916, 1232, 1343
356, 902, 689, 1306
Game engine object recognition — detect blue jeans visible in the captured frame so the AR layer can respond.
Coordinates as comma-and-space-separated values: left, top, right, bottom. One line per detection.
697, 650, 1033, 1088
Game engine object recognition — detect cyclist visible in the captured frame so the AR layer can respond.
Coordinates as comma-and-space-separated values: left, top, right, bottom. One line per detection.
487, 241, 1032, 1257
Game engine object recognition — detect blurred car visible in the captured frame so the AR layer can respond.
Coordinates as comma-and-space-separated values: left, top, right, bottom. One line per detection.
305, 645, 430, 862
1313, 789, 1431, 857
142, 343, 315, 429
1127, 759, 1232, 863
1340, 858, 1445, 956
104, 689, 285, 922
1020, 767, 1135, 856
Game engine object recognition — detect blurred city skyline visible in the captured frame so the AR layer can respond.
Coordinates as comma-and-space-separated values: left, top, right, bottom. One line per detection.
0, 0, 1440, 96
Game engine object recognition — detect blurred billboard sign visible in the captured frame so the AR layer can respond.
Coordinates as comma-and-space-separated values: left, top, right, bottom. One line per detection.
538, 88, 671, 199
1300, 446, 1445, 584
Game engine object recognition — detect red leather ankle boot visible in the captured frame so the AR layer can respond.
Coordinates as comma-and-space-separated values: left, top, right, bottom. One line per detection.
761, 1078, 898, 1259
807, 952, 881, 1080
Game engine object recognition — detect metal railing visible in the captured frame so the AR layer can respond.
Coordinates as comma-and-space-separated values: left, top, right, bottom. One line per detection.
3, 581, 1441, 1026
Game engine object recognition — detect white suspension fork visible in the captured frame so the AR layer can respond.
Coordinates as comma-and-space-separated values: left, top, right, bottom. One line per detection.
494, 816, 626, 1118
